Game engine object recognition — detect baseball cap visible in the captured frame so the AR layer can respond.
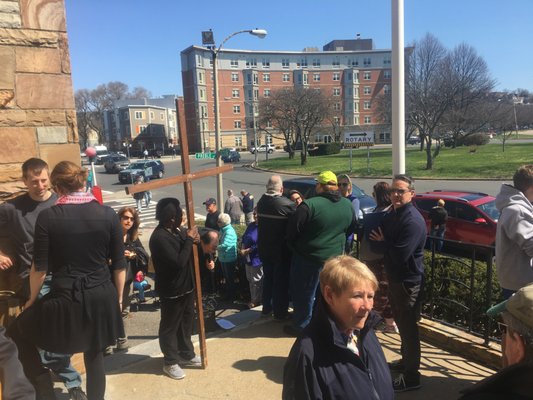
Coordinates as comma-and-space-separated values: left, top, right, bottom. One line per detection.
315, 171, 338, 185
487, 284, 533, 330
203, 198, 216, 206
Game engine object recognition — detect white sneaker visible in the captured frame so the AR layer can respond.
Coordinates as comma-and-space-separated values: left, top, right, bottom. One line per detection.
163, 364, 186, 380
178, 355, 202, 367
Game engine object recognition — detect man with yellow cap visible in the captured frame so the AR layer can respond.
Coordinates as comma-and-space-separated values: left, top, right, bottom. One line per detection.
285, 171, 357, 336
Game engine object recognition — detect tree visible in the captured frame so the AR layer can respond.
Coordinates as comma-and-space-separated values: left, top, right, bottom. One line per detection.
258, 87, 331, 165
75, 81, 152, 145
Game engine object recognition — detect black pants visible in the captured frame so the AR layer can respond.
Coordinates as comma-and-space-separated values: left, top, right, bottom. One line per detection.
7, 321, 106, 400
159, 292, 195, 365
388, 280, 423, 381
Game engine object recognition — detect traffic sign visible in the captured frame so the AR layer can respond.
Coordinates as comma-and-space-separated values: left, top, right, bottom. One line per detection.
195, 152, 216, 159
344, 130, 375, 147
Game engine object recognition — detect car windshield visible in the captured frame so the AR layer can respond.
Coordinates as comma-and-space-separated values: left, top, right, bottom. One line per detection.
351, 185, 365, 197
476, 200, 499, 222
129, 162, 146, 170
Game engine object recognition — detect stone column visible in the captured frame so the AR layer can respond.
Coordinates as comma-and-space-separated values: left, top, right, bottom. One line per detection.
0, 0, 79, 195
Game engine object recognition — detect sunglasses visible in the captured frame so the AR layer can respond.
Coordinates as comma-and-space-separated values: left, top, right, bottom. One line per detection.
121, 215, 134, 221
497, 321, 508, 335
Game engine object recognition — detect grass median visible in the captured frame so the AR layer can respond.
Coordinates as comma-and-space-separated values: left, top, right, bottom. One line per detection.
262, 142, 533, 179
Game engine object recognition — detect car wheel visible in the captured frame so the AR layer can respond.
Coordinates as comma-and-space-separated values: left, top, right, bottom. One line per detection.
268, 149, 273, 154
158, 170, 163, 179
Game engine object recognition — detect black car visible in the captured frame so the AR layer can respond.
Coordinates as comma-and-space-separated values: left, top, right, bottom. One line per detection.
118, 160, 165, 184
282, 177, 376, 219
104, 154, 130, 173
222, 150, 241, 163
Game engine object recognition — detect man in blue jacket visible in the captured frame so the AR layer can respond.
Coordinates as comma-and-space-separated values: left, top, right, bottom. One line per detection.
370, 174, 426, 392
283, 255, 393, 400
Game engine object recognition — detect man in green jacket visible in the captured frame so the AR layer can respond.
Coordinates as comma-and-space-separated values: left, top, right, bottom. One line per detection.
286, 171, 357, 335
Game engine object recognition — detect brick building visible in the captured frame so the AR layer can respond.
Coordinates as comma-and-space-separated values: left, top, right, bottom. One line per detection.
181, 38, 394, 153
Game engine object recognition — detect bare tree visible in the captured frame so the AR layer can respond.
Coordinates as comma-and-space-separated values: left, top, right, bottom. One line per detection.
258, 87, 331, 165
130, 86, 152, 99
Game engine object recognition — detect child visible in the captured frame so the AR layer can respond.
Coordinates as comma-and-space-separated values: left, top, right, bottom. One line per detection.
133, 270, 151, 302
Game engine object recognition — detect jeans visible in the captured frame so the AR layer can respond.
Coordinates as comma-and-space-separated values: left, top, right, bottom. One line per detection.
290, 253, 323, 331
220, 261, 237, 300
389, 280, 423, 381
429, 226, 445, 251
261, 259, 290, 318
39, 278, 82, 389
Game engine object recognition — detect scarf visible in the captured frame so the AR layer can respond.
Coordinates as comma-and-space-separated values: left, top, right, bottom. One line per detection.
56, 191, 97, 205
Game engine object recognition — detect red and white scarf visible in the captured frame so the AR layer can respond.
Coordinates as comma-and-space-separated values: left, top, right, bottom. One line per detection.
56, 191, 97, 205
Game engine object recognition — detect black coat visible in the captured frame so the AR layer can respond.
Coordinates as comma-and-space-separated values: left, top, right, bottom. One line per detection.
283, 298, 394, 400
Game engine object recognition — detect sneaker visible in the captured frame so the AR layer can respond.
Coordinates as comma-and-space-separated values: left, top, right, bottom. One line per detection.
163, 364, 186, 380
116, 338, 129, 351
104, 346, 114, 356
393, 373, 421, 392
68, 387, 88, 400
177, 355, 202, 367
387, 359, 405, 372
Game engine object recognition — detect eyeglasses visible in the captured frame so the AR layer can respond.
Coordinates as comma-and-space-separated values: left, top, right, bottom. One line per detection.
498, 321, 508, 335
339, 183, 350, 187
389, 188, 411, 195
121, 215, 134, 221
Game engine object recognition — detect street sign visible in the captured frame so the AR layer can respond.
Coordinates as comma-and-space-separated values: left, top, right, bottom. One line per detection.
195, 152, 216, 159
344, 130, 375, 147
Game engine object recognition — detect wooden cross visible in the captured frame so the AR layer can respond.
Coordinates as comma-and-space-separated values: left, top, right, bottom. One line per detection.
124, 99, 233, 368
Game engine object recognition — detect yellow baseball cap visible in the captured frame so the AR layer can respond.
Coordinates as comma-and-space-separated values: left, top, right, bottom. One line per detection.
315, 171, 338, 185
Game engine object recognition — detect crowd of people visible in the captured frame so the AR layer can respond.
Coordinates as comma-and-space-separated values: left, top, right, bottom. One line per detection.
1, 157, 533, 399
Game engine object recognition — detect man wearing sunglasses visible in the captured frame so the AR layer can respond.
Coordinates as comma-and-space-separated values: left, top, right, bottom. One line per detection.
459, 284, 533, 399
370, 174, 426, 392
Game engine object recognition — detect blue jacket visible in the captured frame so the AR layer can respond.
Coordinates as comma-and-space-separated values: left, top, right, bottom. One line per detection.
241, 222, 261, 267
283, 297, 394, 400
217, 224, 237, 262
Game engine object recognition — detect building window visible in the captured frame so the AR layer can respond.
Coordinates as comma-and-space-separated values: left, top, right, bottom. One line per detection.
246, 58, 257, 68
265, 120, 272, 128
384, 70, 391, 79
235, 135, 243, 146
333, 102, 341, 111
233, 105, 241, 114
135, 111, 143, 119
297, 58, 308, 68
303, 73, 308, 85
199, 88, 206, 100
231, 73, 239, 82
282, 58, 289, 68
231, 59, 238, 68
384, 84, 391, 94
312, 58, 321, 68
282, 73, 290, 82
253, 89, 259, 100
354, 72, 359, 82
198, 71, 204, 83
262, 58, 270, 68
364, 86, 371, 95
266, 135, 273, 144
200, 105, 207, 118
355, 87, 359, 98
332, 58, 340, 68
364, 116, 371, 124
349, 59, 359, 67
333, 88, 340, 96
354, 102, 359, 112
253, 73, 258, 84
363, 57, 371, 66
314, 88, 321, 93
333, 116, 340, 124
333, 72, 340, 81
264, 89, 271, 97
160, 112, 164, 120
364, 101, 371, 110
364, 71, 371, 80
263, 73, 270, 82
232, 89, 240, 98
209, 58, 213, 67
383, 57, 391, 65
150, 111, 154, 119
234, 120, 242, 129
313, 73, 320, 81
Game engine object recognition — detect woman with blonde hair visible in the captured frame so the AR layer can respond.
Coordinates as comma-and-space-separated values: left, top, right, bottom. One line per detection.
8, 161, 126, 400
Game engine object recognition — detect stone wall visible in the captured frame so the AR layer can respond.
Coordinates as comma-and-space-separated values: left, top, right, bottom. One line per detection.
0, 0, 79, 196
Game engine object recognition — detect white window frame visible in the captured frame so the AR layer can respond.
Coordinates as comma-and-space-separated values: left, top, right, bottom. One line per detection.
333, 72, 340, 81
263, 73, 270, 82
230, 59, 238, 68
282, 58, 289, 68
333, 88, 340, 96
364, 86, 371, 95
364, 101, 371, 110
235, 135, 243, 146
364, 71, 371, 80
264, 89, 271, 97
282, 73, 290, 82
262, 58, 270, 68
134, 111, 143, 119
233, 105, 241, 114
384, 70, 391, 79
232, 89, 240, 98
312, 58, 321, 68
231, 73, 239, 82
313, 73, 320, 81
364, 116, 372, 124
234, 120, 242, 129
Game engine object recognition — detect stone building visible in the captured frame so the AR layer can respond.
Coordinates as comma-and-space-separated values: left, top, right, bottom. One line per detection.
0, 0, 79, 196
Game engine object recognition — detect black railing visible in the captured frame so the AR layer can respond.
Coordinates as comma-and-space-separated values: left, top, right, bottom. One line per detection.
423, 236, 498, 345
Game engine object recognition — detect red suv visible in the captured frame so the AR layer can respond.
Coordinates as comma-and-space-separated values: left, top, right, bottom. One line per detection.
413, 190, 500, 247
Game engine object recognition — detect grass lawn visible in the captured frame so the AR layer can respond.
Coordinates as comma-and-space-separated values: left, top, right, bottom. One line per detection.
262, 142, 533, 179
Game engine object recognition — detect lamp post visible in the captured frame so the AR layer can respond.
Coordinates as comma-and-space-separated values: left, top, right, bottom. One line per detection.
202, 28, 267, 207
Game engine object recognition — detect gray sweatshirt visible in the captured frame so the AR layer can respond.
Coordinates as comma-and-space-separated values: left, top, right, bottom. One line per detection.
495, 184, 533, 290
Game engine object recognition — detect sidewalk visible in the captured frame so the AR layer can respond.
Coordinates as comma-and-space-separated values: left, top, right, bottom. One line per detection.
96, 309, 495, 400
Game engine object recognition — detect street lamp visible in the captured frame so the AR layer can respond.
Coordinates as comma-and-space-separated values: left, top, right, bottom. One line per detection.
202, 28, 267, 207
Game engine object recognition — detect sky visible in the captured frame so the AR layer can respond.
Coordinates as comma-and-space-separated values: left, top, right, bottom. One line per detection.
65, 0, 533, 97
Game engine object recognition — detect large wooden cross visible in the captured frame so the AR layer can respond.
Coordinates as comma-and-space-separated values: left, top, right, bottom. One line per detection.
124, 99, 233, 368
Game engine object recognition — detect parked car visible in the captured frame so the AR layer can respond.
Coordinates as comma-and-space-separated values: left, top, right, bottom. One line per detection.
407, 136, 421, 145
118, 160, 165, 184
282, 177, 376, 219
104, 154, 130, 173
222, 150, 241, 163
250, 144, 275, 154
413, 190, 499, 248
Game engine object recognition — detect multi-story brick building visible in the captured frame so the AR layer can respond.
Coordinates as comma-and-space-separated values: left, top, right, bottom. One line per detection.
181, 38, 394, 153
102, 95, 183, 155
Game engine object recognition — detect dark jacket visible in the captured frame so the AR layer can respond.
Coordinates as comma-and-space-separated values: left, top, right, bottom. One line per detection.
257, 193, 296, 264
242, 193, 255, 214
149, 226, 194, 298
380, 202, 426, 283
429, 206, 447, 228
457, 361, 533, 400
283, 298, 394, 400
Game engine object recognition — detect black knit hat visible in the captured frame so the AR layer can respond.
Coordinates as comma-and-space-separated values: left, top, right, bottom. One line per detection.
155, 197, 182, 223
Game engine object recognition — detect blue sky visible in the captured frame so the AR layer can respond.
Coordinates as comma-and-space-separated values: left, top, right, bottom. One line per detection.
65, 0, 533, 97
